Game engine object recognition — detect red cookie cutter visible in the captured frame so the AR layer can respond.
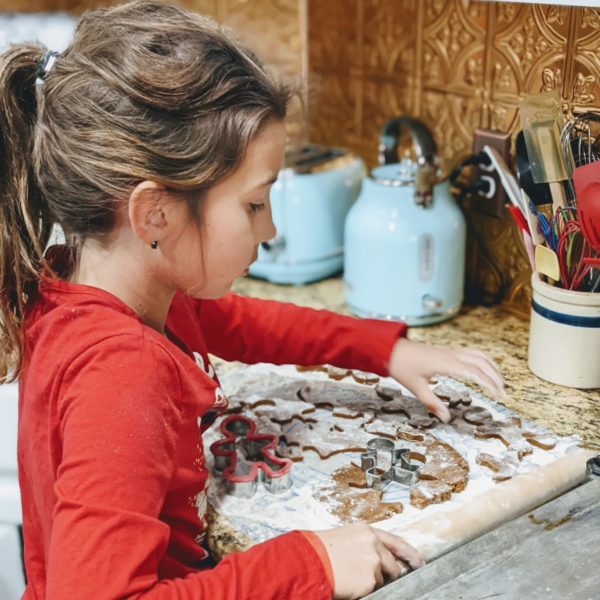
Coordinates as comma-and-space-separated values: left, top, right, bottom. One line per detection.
210, 415, 292, 497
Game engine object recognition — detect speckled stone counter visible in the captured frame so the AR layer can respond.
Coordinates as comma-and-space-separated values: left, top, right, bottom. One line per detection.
225, 275, 600, 451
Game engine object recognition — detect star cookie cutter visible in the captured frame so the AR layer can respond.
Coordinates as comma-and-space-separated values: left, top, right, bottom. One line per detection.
360, 437, 422, 490
210, 415, 292, 497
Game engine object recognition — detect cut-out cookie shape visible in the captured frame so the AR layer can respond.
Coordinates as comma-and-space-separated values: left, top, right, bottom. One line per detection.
407, 415, 438, 430
396, 424, 427, 442
476, 451, 519, 482
474, 418, 533, 460
314, 464, 404, 524
414, 438, 470, 495
332, 406, 363, 419
327, 366, 351, 380
250, 398, 316, 424
277, 417, 373, 460
295, 365, 326, 373
231, 379, 302, 407
394, 427, 470, 507
364, 413, 404, 440
410, 480, 452, 509
210, 415, 292, 497
276, 439, 304, 462
298, 381, 383, 414
462, 406, 494, 426
295, 364, 380, 385
459, 407, 526, 458
523, 433, 557, 451
418, 463, 469, 492
433, 384, 473, 408
351, 370, 380, 385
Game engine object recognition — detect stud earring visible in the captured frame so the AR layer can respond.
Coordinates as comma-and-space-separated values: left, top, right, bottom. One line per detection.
150, 240, 159, 249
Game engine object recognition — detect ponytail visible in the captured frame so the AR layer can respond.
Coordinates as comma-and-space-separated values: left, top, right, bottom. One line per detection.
0, 0, 293, 381
0, 44, 54, 381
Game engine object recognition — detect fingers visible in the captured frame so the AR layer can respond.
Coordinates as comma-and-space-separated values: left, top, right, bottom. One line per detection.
458, 351, 505, 400
372, 557, 385, 589
412, 381, 451, 423
464, 348, 503, 379
374, 528, 425, 570
433, 347, 505, 401
374, 541, 403, 583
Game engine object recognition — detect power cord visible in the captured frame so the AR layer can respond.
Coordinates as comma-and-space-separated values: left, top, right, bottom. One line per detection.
448, 151, 490, 183
449, 153, 508, 305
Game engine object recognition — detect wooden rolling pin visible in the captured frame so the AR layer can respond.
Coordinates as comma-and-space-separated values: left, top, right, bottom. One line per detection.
389, 448, 595, 563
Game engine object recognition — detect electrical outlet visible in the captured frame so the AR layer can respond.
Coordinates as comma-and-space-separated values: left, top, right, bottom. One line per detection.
472, 128, 511, 218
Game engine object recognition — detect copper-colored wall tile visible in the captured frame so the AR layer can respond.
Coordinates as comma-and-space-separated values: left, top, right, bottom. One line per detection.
570, 8, 600, 114
490, 3, 569, 133
308, 73, 360, 144
308, 0, 358, 72
361, 78, 413, 144
308, 0, 600, 315
422, 0, 488, 93
361, 0, 417, 78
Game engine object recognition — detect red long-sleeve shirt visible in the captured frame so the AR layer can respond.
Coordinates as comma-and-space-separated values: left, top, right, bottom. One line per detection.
18, 259, 406, 599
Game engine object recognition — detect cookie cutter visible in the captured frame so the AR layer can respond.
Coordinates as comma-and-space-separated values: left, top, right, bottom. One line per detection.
360, 437, 422, 491
210, 415, 292, 497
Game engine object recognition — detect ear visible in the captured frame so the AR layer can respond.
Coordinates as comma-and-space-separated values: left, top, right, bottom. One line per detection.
128, 181, 169, 246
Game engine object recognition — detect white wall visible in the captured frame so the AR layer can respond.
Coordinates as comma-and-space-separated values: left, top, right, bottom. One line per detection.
0, 12, 75, 50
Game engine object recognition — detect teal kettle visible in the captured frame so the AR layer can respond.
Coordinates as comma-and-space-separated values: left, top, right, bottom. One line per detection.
344, 117, 466, 325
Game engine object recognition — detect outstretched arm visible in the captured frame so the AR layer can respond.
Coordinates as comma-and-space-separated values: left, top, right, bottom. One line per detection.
188, 293, 505, 422
195, 292, 406, 376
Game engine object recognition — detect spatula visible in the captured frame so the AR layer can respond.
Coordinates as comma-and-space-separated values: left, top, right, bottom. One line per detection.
535, 244, 560, 283
520, 91, 568, 214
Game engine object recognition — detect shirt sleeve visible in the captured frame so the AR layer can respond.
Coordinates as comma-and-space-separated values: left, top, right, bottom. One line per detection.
195, 293, 407, 376
47, 334, 331, 600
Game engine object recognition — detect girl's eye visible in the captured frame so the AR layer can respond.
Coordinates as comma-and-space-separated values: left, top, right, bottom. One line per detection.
249, 203, 266, 214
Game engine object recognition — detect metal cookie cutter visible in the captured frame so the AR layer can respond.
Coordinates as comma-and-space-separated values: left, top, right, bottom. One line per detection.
360, 437, 422, 491
210, 415, 292, 497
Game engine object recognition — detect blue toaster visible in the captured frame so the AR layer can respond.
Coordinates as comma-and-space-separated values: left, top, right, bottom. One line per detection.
249, 144, 365, 285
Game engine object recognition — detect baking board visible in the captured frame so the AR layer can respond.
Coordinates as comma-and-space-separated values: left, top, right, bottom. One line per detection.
204, 364, 581, 546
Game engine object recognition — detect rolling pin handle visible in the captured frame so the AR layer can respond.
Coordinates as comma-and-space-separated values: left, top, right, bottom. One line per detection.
586, 455, 600, 478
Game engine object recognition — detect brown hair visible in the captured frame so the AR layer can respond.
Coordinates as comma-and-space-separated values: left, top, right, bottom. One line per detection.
0, 0, 291, 381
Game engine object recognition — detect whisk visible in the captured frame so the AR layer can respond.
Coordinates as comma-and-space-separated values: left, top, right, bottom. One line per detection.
561, 113, 600, 291
560, 111, 600, 201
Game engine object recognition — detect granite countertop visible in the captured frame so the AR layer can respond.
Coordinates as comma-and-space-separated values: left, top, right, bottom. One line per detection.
227, 275, 600, 451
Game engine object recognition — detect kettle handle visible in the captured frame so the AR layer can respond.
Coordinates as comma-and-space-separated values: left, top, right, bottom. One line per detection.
378, 116, 439, 207
378, 116, 438, 167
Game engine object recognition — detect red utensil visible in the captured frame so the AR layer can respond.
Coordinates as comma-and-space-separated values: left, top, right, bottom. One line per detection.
572, 161, 600, 267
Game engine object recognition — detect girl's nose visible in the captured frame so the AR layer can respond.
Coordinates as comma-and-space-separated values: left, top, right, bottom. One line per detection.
258, 201, 277, 243
263, 217, 276, 243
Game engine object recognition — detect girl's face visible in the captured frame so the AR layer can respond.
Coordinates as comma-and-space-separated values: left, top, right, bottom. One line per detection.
170, 119, 285, 299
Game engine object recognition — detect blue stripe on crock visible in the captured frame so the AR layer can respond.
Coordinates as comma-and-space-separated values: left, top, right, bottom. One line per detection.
532, 299, 600, 328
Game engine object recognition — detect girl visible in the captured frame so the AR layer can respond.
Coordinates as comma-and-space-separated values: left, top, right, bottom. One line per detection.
0, 1, 504, 598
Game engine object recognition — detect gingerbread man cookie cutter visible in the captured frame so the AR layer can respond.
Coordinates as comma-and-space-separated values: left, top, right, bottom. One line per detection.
210, 415, 293, 497
360, 437, 422, 491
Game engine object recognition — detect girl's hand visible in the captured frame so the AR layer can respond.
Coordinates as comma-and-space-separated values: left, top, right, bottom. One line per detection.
388, 338, 505, 423
313, 523, 423, 599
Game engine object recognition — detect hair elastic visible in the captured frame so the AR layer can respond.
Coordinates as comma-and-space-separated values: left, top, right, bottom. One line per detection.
35, 50, 59, 87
